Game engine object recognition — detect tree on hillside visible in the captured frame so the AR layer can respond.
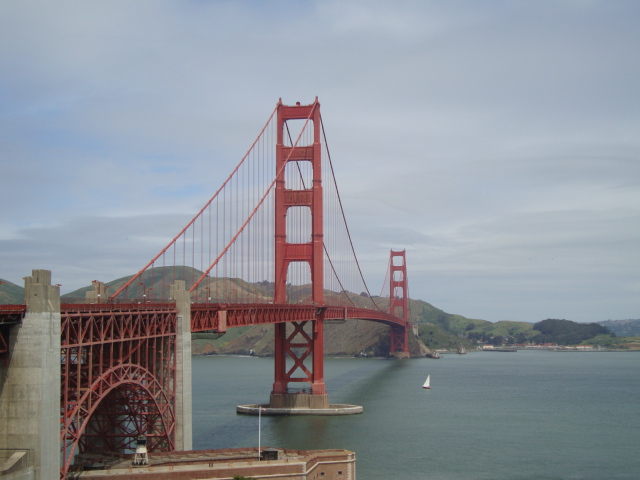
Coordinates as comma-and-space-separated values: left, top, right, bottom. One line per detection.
515, 333, 528, 344
532, 319, 612, 345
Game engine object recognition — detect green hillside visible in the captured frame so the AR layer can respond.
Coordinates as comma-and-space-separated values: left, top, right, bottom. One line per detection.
0, 278, 23, 304
192, 326, 254, 354
415, 322, 471, 350
531, 319, 613, 345
405, 297, 534, 347
62, 266, 208, 302
61, 266, 277, 304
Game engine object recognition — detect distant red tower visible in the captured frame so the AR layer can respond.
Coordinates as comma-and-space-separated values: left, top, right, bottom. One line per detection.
271, 99, 328, 408
389, 250, 410, 357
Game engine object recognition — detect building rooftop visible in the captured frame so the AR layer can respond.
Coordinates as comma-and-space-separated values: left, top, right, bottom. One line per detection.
71, 447, 356, 480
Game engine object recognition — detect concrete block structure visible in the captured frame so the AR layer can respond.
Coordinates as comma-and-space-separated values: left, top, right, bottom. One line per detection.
71, 447, 356, 480
0, 270, 61, 480
170, 280, 193, 451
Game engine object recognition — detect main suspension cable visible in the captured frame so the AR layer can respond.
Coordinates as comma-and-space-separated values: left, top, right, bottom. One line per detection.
320, 114, 385, 312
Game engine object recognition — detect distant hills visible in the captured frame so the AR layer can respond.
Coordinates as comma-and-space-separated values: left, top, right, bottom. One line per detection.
598, 319, 640, 337
2, 271, 638, 355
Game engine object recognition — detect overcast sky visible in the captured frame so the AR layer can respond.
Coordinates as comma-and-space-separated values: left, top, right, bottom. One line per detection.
1, 1, 638, 323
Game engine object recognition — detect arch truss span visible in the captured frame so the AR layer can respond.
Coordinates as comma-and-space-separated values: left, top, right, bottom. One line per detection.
60, 304, 178, 478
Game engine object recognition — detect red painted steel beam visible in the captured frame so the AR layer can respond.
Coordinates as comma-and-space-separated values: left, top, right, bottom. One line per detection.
0, 305, 26, 326
59, 304, 178, 479
61, 302, 175, 315
190, 303, 407, 332
53, 299, 406, 476
0, 304, 27, 316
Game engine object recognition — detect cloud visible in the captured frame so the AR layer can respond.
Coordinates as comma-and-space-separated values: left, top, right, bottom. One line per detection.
1, 1, 639, 322
0, 214, 192, 288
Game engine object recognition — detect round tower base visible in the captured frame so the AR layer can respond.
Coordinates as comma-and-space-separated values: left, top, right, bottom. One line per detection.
236, 403, 363, 416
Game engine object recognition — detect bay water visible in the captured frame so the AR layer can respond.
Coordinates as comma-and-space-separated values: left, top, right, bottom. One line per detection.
192, 351, 640, 479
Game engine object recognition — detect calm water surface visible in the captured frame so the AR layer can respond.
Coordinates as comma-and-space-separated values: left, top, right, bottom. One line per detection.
192, 351, 640, 479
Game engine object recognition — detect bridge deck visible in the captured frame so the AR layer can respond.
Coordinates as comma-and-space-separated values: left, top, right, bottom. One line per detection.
191, 303, 405, 332
1, 302, 406, 356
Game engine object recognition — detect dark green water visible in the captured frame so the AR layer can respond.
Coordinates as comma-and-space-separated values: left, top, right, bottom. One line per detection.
192, 351, 640, 479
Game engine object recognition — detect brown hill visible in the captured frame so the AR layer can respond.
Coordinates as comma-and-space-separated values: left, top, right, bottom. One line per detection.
192, 318, 429, 358
61, 267, 273, 303
9, 269, 433, 356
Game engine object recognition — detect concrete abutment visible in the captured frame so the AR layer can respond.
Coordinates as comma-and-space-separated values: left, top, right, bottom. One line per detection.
170, 280, 193, 451
0, 270, 60, 480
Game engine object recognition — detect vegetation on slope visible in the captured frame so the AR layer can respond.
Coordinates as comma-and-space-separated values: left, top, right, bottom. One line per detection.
617, 336, 640, 349
415, 323, 471, 350
531, 319, 613, 345
62, 267, 275, 304
192, 326, 254, 355
0, 279, 24, 304
406, 298, 532, 348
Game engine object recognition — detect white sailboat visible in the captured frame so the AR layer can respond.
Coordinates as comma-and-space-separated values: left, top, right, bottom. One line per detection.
423, 374, 431, 389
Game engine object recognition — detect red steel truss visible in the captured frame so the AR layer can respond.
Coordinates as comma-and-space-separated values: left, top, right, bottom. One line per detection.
60, 303, 177, 477
190, 303, 407, 332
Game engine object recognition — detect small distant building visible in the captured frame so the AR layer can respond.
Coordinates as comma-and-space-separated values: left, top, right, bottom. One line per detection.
71, 447, 355, 480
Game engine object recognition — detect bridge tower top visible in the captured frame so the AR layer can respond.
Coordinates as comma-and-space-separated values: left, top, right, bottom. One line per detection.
274, 98, 323, 304
272, 99, 327, 402
389, 250, 408, 322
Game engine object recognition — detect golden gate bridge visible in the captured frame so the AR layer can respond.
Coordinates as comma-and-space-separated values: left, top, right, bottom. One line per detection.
0, 99, 412, 479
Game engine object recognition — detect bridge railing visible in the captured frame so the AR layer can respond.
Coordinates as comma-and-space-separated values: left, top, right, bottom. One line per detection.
60, 302, 176, 313
0, 304, 26, 318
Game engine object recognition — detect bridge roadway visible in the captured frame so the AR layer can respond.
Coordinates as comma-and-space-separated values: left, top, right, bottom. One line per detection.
190, 302, 406, 331
2, 301, 406, 343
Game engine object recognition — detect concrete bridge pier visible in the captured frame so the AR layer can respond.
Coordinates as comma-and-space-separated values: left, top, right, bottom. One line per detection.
0, 270, 60, 480
170, 280, 192, 451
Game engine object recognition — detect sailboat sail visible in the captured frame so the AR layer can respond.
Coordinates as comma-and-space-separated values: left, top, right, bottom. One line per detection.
423, 375, 431, 389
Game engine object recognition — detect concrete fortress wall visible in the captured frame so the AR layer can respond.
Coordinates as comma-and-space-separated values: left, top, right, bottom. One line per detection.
0, 270, 60, 480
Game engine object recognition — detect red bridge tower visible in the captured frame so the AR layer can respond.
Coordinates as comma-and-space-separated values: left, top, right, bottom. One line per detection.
270, 99, 328, 409
389, 250, 410, 358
